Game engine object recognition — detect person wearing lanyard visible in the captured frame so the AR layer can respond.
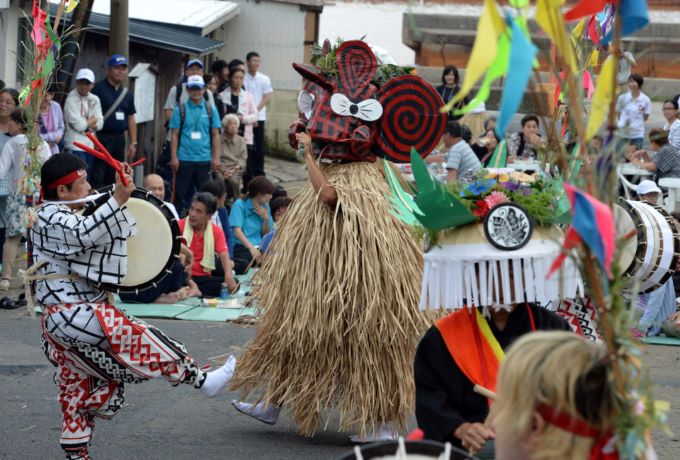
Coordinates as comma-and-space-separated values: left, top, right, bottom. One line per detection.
90, 54, 137, 189
169, 75, 221, 216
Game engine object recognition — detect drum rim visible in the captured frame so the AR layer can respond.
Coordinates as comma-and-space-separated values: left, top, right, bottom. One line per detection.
617, 199, 648, 280
629, 201, 664, 289
640, 204, 680, 293
82, 186, 181, 294
335, 440, 477, 460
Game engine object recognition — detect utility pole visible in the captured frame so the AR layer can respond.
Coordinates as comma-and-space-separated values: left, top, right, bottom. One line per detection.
109, 0, 129, 58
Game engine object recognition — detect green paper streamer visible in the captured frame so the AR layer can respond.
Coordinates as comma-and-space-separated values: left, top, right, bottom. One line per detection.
383, 160, 421, 226
486, 139, 508, 168
410, 149, 476, 230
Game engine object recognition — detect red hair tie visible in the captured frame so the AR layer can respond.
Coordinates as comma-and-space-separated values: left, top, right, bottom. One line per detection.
536, 404, 619, 460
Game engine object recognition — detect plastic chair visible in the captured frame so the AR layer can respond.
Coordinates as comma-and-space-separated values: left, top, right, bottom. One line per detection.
658, 177, 680, 213
617, 169, 638, 200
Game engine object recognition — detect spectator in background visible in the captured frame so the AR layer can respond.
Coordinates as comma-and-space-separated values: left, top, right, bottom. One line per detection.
436, 65, 467, 122
91, 54, 137, 189
200, 176, 235, 259
228, 59, 246, 75
244, 51, 273, 185
260, 196, 292, 253
164, 59, 216, 125
211, 59, 230, 94
221, 67, 258, 191
63, 68, 103, 172
0, 80, 4, 91
204, 73, 225, 120
218, 113, 248, 202
507, 114, 543, 161
38, 87, 64, 154
0, 88, 19, 263
616, 73, 651, 150
272, 184, 288, 200
444, 121, 481, 183
471, 128, 500, 165
230, 176, 274, 274
169, 75, 222, 216
662, 99, 680, 149
179, 192, 238, 297
144, 173, 178, 218
628, 128, 680, 180
0, 109, 51, 290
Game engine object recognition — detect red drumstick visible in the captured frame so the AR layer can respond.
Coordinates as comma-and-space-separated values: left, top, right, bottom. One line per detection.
80, 133, 129, 186
72, 142, 108, 162
129, 157, 146, 168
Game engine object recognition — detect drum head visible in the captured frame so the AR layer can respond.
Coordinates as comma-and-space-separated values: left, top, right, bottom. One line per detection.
336, 440, 478, 460
614, 202, 638, 276
83, 186, 181, 293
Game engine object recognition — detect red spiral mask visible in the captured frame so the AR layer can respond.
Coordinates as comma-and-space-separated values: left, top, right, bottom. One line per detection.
289, 40, 447, 163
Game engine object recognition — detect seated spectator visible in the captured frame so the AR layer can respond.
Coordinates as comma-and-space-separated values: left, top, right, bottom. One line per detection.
230, 177, 274, 274
0, 109, 51, 290
63, 68, 103, 172
507, 114, 543, 161
662, 99, 680, 149
144, 173, 178, 218
272, 184, 288, 200
218, 114, 247, 202
492, 332, 618, 460
444, 121, 481, 183
260, 196, 292, 253
200, 176, 235, 259
471, 128, 500, 165
628, 129, 680, 180
589, 134, 604, 155
38, 88, 65, 154
179, 192, 238, 297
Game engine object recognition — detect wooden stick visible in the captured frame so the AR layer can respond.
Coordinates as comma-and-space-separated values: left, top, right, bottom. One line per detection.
129, 157, 146, 168
473, 384, 497, 401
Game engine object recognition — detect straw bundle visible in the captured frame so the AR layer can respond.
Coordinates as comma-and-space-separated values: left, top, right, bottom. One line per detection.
230, 161, 428, 437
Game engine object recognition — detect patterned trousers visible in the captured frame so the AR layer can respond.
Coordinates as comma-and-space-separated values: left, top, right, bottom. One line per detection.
41, 303, 207, 459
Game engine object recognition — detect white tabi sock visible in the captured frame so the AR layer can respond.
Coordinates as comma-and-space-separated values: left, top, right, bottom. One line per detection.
231, 400, 281, 425
201, 355, 236, 398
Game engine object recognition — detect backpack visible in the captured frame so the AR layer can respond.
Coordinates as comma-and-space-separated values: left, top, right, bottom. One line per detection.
177, 100, 213, 152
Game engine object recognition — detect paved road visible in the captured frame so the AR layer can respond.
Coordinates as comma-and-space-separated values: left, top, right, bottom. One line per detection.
2, 306, 680, 459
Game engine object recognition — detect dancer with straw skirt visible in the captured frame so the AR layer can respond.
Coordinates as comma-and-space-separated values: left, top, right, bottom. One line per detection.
229, 39, 447, 440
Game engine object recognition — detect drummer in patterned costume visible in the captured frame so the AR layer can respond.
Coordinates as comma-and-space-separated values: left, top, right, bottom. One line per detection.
30, 153, 236, 460
383, 165, 580, 455
229, 39, 447, 440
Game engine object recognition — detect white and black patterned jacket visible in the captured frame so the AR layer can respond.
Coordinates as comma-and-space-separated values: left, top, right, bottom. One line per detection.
30, 196, 137, 305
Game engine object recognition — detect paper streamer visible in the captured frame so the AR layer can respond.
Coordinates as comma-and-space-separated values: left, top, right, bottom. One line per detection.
564, 0, 609, 22
30, 0, 48, 46
536, 0, 577, 73
495, 17, 537, 139
585, 55, 616, 140
587, 15, 600, 46
602, 0, 649, 45
454, 33, 511, 116
66, 0, 80, 13
443, 0, 504, 111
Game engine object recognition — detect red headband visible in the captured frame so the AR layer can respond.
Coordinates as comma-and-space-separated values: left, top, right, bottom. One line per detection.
536, 404, 619, 460
45, 169, 87, 190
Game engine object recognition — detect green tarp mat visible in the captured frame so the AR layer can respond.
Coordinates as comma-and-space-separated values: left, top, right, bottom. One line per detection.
642, 336, 680, 346
174, 306, 256, 322
117, 303, 196, 319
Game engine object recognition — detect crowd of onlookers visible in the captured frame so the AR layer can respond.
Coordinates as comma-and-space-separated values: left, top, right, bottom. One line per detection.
2, 54, 680, 304
0, 50, 280, 298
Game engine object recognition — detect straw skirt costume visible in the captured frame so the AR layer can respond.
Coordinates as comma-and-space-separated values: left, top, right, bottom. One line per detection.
230, 40, 448, 436
231, 161, 428, 436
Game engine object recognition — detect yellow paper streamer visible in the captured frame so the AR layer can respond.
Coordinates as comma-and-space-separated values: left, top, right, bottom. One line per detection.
442, 0, 504, 111
536, 0, 578, 73
585, 55, 616, 141
66, 0, 79, 13
586, 49, 599, 69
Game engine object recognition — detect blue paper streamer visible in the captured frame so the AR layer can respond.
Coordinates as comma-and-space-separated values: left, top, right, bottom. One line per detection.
601, 0, 649, 45
495, 16, 537, 139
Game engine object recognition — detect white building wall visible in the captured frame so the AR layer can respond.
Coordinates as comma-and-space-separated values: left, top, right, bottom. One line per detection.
0, 3, 21, 88
214, 0, 305, 91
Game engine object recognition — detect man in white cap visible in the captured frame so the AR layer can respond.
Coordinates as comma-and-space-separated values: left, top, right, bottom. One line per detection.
168, 75, 222, 215
636, 179, 662, 206
63, 68, 103, 172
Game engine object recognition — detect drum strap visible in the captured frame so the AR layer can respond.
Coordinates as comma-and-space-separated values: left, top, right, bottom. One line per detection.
435, 308, 504, 396
22, 261, 80, 316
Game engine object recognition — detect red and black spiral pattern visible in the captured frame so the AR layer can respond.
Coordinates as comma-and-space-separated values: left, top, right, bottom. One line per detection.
336, 41, 377, 99
375, 75, 447, 163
